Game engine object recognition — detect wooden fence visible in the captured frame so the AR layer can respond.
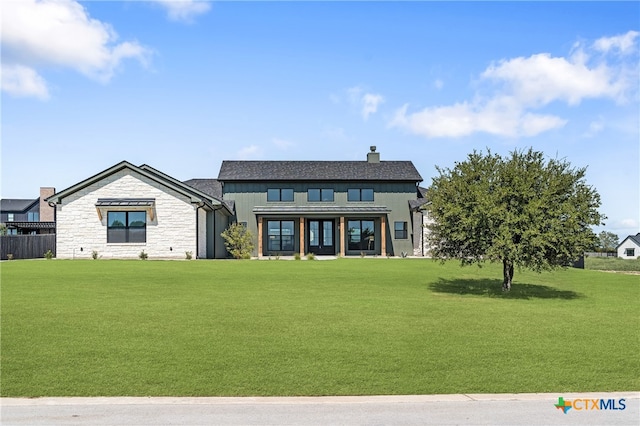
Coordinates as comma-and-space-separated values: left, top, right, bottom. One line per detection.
1, 234, 56, 260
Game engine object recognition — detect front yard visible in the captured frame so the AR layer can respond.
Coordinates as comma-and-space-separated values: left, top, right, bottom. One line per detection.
1, 259, 638, 396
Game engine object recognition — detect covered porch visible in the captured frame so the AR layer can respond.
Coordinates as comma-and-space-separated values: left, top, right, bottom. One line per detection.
252, 206, 391, 258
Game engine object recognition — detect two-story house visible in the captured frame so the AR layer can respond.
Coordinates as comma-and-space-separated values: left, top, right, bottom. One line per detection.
217, 147, 422, 257
0, 187, 56, 235
46, 148, 425, 259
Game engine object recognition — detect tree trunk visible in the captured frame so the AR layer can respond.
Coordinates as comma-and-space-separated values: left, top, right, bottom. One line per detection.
502, 259, 514, 291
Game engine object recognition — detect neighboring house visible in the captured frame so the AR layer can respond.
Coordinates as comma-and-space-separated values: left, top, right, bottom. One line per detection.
46, 161, 232, 259
218, 147, 423, 257
0, 187, 56, 235
616, 233, 640, 259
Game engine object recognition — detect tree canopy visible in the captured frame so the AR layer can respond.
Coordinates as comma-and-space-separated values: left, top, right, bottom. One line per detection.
596, 231, 619, 252
426, 148, 605, 291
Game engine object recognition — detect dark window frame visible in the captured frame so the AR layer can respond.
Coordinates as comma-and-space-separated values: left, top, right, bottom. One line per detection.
347, 188, 374, 202
347, 219, 376, 251
307, 188, 334, 202
267, 188, 294, 202
625, 248, 635, 257
394, 221, 408, 239
267, 220, 295, 252
107, 211, 147, 243
27, 212, 39, 222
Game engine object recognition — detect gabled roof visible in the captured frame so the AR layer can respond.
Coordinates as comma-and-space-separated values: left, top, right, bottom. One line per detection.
218, 161, 423, 182
617, 233, 640, 249
0, 199, 39, 212
46, 161, 228, 213
183, 179, 223, 199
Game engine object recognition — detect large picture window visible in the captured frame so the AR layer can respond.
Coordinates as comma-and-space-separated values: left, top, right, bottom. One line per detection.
347, 188, 374, 202
308, 188, 334, 202
267, 188, 294, 202
348, 220, 375, 251
267, 220, 295, 252
107, 211, 146, 243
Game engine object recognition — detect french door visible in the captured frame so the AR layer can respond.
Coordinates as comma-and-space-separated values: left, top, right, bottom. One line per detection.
308, 220, 334, 255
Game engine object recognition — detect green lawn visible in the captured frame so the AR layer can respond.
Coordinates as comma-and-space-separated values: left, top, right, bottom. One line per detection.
1, 259, 638, 397
585, 256, 640, 272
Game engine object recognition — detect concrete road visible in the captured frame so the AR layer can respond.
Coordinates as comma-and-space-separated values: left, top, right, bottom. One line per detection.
2, 392, 638, 426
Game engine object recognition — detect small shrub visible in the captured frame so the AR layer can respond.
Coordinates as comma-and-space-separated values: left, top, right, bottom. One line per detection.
294, 253, 301, 260
44, 250, 54, 260
92, 250, 99, 260
275, 253, 281, 260
185, 251, 193, 260
139, 250, 148, 260
221, 223, 255, 259
360, 251, 366, 258
401, 251, 408, 258
7, 253, 14, 261
306, 253, 316, 260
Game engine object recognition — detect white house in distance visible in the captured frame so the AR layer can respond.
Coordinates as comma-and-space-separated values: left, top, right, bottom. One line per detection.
46, 161, 232, 259
616, 233, 640, 259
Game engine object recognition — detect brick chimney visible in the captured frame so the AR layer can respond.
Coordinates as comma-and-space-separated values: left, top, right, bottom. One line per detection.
367, 146, 380, 163
39, 187, 56, 222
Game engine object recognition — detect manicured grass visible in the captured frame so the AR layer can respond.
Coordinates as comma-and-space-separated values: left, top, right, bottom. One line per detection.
585, 256, 640, 272
1, 259, 638, 397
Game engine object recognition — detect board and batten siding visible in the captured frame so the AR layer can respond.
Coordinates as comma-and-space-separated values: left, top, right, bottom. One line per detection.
55, 170, 199, 259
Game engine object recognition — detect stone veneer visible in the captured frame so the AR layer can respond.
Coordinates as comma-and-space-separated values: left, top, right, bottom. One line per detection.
56, 170, 202, 259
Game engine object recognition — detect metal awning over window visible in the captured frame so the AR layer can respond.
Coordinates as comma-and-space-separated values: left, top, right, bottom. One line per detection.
95, 198, 156, 220
252, 205, 391, 216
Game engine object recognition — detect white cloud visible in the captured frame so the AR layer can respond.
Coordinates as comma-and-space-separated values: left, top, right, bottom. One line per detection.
390, 31, 638, 139
1, 64, 49, 100
272, 138, 295, 150
151, 0, 211, 23
583, 117, 605, 138
238, 144, 263, 159
621, 218, 639, 229
1, 0, 151, 98
347, 86, 384, 120
433, 79, 444, 90
593, 30, 639, 55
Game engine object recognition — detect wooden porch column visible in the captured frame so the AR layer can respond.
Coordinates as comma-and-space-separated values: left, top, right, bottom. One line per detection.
299, 217, 305, 257
340, 216, 345, 257
257, 216, 263, 258
380, 215, 387, 257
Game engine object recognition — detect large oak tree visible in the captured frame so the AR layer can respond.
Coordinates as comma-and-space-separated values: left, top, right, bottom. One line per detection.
426, 148, 605, 291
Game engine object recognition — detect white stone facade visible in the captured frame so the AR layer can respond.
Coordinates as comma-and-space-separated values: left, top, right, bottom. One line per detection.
56, 170, 201, 259
413, 209, 433, 257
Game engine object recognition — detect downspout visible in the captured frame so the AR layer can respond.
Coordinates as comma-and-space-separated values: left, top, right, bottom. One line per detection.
195, 202, 205, 259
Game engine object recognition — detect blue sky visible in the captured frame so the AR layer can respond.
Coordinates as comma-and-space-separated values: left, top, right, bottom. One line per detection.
2, 1, 639, 238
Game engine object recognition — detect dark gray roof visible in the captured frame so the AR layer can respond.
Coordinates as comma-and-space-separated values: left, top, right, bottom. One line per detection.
183, 179, 223, 199
218, 161, 422, 182
617, 233, 640, 249
0, 199, 39, 212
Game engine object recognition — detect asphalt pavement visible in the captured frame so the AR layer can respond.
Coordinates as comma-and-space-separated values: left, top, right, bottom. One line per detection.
2, 392, 638, 425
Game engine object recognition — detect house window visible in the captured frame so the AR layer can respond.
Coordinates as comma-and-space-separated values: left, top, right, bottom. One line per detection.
27, 212, 39, 222
394, 221, 408, 239
625, 248, 635, 257
267, 188, 294, 202
7, 213, 14, 222
308, 189, 334, 202
267, 220, 295, 252
348, 220, 375, 251
347, 188, 374, 202
107, 211, 146, 243
7, 228, 17, 235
